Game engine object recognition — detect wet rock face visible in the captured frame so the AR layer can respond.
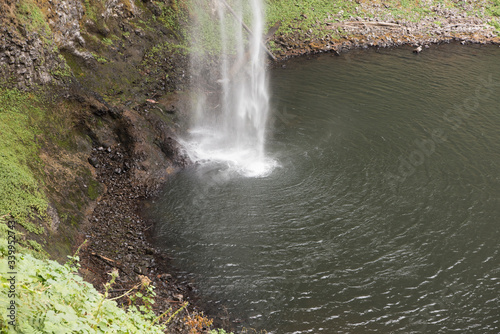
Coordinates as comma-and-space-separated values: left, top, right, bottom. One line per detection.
77, 105, 206, 332
102, 0, 139, 19
1, 0, 216, 330
155, 119, 190, 167
48, 0, 87, 53
0, 0, 87, 89
0, 0, 137, 89
0, 28, 63, 89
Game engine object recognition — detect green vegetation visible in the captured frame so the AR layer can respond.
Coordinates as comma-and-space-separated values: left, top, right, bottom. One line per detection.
143, 42, 189, 66
151, 0, 498, 58
189, 1, 228, 55
0, 89, 48, 235
154, 0, 189, 41
2, 0, 498, 332
87, 178, 100, 201
51, 56, 73, 79
102, 37, 114, 46
91, 52, 109, 64
486, 0, 500, 16
0, 83, 222, 332
262, 0, 500, 52
265, 0, 356, 36
0, 85, 169, 331
0, 238, 181, 332
186, 0, 265, 55
486, 0, 500, 32
489, 19, 500, 32
83, 0, 101, 23
16, 0, 52, 42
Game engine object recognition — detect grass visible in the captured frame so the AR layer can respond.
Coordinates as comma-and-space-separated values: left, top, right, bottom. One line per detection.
0, 86, 93, 254
102, 37, 114, 46
183, 0, 355, 54
187, 0, 272, 55
0, 0, 231, 328
170, 0, 500, 57
16, 0, 52, 43
486, 0, 500, 16
91, 52, 109, 64
488, 19, 500, 32
263, 0, 500, 54
188, 0, 231, 55
265, 0, 357, 36
486, 0, 500, 32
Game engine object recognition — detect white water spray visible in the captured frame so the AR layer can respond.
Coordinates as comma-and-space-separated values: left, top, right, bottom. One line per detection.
185, 0, 276, 177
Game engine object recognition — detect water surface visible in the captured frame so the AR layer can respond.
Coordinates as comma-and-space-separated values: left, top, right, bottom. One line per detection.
151, 44, 500, 333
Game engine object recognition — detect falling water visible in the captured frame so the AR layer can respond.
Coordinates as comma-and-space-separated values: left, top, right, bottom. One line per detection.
184, 0, 276, 177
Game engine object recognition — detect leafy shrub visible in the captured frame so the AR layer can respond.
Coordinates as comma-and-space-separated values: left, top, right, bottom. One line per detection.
0, 243, 170, 333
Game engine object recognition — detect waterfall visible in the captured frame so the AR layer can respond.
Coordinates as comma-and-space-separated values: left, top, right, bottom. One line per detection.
184, 0, 276, 177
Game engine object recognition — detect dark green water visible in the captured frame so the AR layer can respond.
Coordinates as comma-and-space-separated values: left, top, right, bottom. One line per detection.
151, 44, 500, 333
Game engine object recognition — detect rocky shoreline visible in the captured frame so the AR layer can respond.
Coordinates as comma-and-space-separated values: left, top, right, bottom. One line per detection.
74, 92, 230, 332
270, 2, 500, 60
76, 10, 500, 334
78, 140, 210, 333
2, 0, 498, 332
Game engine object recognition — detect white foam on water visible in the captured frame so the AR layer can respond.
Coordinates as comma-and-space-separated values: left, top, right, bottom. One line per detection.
185, 0, 276, 178
180, 130, 277, 178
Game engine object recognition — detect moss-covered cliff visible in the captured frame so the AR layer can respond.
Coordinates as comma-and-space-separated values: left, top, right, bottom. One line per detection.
0, 0, 205, 332
1, 0, 499, 332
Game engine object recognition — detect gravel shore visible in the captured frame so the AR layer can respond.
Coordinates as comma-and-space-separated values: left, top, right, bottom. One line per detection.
271, 1, 500, 59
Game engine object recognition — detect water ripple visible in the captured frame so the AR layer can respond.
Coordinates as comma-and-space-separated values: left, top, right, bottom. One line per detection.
151, 44, 500, 333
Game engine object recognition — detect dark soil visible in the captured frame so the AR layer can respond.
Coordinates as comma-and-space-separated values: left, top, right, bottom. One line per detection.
69, 3, 500, 333
77, 127, 230, 332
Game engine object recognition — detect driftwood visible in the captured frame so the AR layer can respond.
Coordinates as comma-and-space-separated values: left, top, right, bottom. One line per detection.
343, 21, 401, 27
91, 252, 130, 276
332, 21, 490, 33
265, 21, 281, 41
218, 0, 277, 61
331, 21, 404, 31
91, 252, 116, 264
227, 20, 281, 78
